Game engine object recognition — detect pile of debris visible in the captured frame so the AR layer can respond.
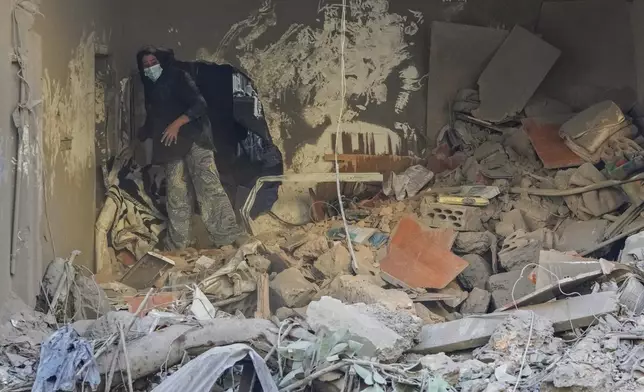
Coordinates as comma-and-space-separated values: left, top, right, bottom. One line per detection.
8, 20, 644, 392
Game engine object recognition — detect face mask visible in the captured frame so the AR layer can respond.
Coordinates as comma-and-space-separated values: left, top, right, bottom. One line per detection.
144, 64, 163, 82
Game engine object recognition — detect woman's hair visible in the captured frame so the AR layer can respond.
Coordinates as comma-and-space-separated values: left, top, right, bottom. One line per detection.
135, 46, 177, 102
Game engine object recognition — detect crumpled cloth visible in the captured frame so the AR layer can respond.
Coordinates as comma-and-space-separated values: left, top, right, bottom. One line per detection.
31, 325, 100, 392
151, 343, 277, 392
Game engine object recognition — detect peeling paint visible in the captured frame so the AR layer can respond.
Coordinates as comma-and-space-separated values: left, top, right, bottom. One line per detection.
42, 33, 95, 193
200, 0, 423, 171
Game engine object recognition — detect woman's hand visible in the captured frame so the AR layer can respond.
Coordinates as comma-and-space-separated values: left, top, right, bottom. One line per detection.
161, 122, 181, 146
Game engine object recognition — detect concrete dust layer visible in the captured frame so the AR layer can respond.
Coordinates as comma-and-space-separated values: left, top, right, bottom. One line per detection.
425, 22, 508, 142
306, 296, 421, 362
475, 25, 560, 122
473, 310, 563, 367
536, 0, 636, 110
544, 324, 614, 391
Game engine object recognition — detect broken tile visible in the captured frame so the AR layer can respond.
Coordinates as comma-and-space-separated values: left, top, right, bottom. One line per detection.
474, 25, 560, 122
379, 215, 469, 289
523, 117, 585, 169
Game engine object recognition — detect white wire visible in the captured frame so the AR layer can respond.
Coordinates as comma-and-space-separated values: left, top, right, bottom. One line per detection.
333, 0, 360, 272
512, 311, 534, 392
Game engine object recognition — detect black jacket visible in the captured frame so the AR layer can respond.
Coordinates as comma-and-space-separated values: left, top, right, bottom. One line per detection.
136, 47, 214, 164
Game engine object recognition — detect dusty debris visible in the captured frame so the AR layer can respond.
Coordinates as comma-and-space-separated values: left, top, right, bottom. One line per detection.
306, 296, 421, 362
498, 229, 542, 271
458, 254, 493, 291
269, 268, 317, 309
453, 231, 494, 255
321, 275, 414, 313
313, 243, 352, 279
460, 288, 491, 315
293, 235, 329, 260
414, 303, 446, 325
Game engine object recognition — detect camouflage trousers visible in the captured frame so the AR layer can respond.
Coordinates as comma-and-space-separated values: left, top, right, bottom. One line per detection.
164, 144, 245, 249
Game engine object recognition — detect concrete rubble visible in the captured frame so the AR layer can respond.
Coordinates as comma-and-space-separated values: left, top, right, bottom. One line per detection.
10, 12, 644, 392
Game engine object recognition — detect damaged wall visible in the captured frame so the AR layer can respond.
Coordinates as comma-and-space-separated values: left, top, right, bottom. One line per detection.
33, 0, 119, 279
0, 0, 15, 303
113, 0, 547, 170
0, 0, 119, 305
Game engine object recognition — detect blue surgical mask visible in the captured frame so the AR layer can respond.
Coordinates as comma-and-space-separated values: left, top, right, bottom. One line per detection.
144, 64, 163, 82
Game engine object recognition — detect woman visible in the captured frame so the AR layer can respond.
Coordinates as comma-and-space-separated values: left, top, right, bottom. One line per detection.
136, 46, 247, 249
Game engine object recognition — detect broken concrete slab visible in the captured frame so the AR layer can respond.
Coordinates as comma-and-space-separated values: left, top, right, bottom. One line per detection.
474, 25, 560, 122
420, 200, 483, 232
269, 268, 317, 309
458, 254, 492, 291
556, 219, 608, 254
380, 216, 469, 289
460, 288, 491, 315
322, 275, 414, 313
487, 268, 536, 310
411, 291, 618, 354
425, 22, 508, 146
306, 296, 419, 362
494, 269, 606, 312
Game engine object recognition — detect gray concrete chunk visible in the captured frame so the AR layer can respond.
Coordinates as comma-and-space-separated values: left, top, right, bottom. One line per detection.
412, 292, 618, 354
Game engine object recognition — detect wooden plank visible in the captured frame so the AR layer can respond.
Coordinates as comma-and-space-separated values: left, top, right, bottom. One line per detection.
323, 154, 422, 174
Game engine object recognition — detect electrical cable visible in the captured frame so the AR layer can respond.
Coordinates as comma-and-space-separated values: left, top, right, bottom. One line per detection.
332, 0, 360, 272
